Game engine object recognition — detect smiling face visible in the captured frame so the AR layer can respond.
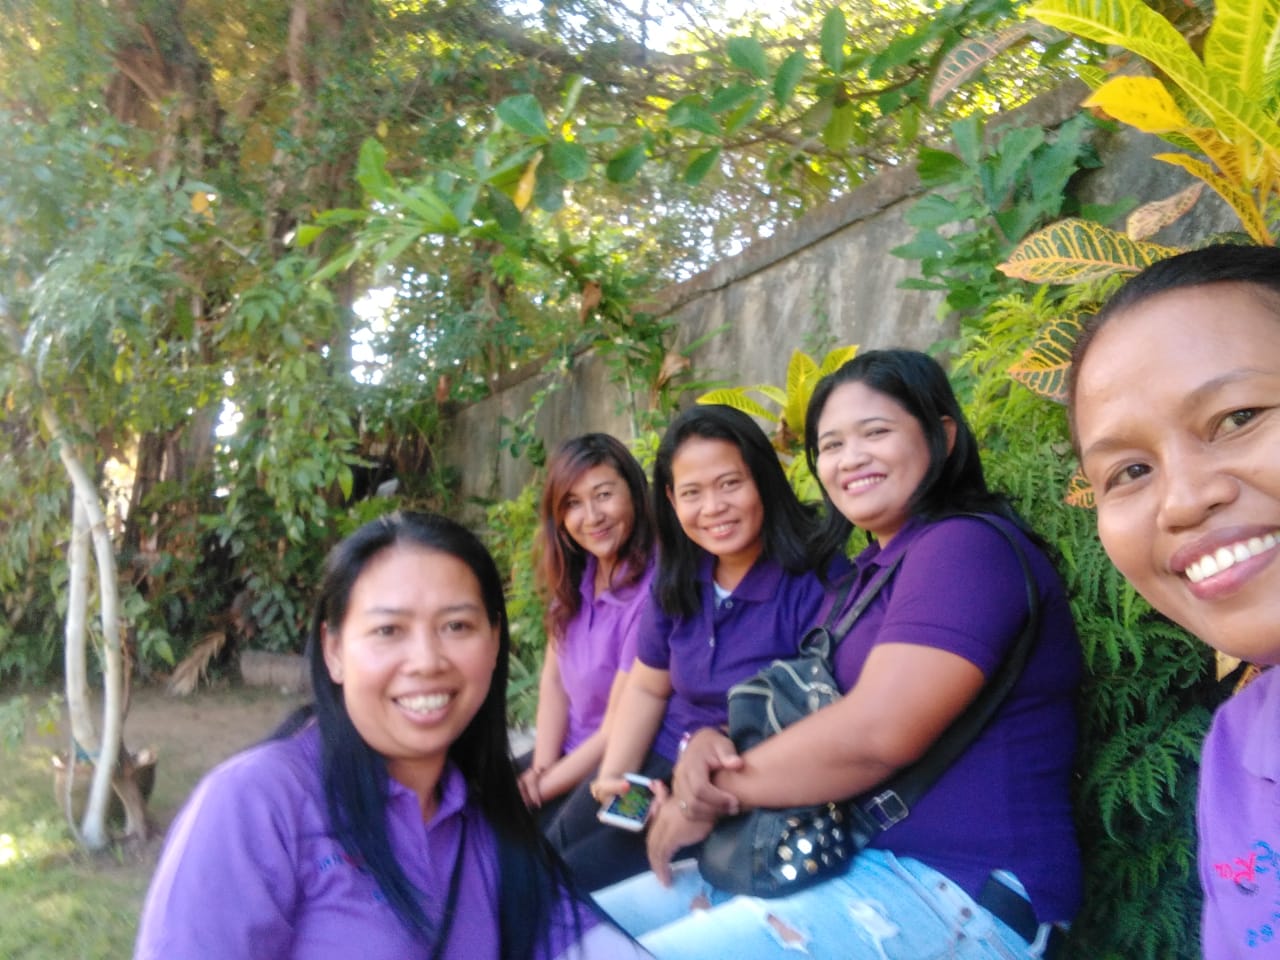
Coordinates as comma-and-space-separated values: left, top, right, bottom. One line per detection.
667, 436, 765, 588
814, 380, 941, 546
560, 462, 636, 572
323, 544, 500, 800
1074, 282, 1280, 663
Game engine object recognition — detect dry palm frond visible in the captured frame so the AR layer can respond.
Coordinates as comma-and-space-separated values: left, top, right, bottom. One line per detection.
167, 630, 227, 696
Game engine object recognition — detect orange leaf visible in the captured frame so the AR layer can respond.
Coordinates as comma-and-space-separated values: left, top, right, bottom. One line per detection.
1063, 469, 1095, 509
1126, 183, 1204, 240
578, 281, 603, 323
1008, 315, 1086, 403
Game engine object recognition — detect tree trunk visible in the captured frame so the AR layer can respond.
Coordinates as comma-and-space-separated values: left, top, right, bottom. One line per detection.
63, 493, 99, 760
41, 406, 131, 850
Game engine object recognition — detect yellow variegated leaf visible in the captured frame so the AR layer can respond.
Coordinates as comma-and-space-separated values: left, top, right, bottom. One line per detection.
1204, 0, 1280, 102
1154, 153, 1273, 243
1029, 0, 1280, 158
1008, 315, 1085, 404
783, 350, 818, 437
816, 344, 859, 378
998, 219, 1181, 284
1182, 127, 1247, 184
1126, 182, 1204, 239
1064, 468, 1096, 509
1084, 76, 1188, 133
696, 389, 777, 422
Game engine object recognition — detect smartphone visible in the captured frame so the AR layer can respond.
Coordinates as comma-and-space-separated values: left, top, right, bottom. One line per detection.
596, 773, 655, 832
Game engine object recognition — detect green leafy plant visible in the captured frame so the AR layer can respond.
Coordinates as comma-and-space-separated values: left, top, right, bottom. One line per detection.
953, 291, 1215, 960
892, 102, 1220, 957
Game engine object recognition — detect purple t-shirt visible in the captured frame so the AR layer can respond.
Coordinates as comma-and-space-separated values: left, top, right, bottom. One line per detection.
557, 557, 655, 753
134, 724, 596, 959
821, 514, 1082, 924
636, 553, 831, 761
1198, 666, 1280, 958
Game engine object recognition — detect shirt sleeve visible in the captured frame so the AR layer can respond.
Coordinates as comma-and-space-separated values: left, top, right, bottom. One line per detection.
633, 587, 673, 671
875, 517, 1036, 675
614, 578, 655, 672
134, 750, 302, 959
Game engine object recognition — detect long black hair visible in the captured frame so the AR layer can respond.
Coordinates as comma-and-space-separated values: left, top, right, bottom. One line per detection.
284, 511, 588, 957
804, 349, 1033, 566
535, 433, 655, 643
652, 404, 818, 617
1068, 243, 1280, 444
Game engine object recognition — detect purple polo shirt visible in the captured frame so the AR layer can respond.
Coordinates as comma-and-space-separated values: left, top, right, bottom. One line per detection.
558, 557, 655, 753
636, 553, 831, 761
822, 514, 1083, 925
1198, 666, 1280, 958
134, 724, 595, 959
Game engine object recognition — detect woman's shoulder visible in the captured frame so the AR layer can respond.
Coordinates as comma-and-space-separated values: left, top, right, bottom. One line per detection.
191, 724, 323, 817
911, 514, 1050, 571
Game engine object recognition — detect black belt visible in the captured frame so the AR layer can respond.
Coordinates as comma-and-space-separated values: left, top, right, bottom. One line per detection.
977, 874, 1067, 960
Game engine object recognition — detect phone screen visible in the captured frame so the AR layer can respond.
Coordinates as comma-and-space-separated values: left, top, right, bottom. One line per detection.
602, 782, 653, 825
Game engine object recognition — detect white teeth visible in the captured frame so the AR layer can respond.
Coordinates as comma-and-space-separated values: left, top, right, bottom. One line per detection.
1185, 532, 1278, 583
397, 693, 451, 712
844, 476, 880, 492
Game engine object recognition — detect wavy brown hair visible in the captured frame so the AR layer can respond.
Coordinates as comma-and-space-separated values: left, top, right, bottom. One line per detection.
535, 434, 655, 644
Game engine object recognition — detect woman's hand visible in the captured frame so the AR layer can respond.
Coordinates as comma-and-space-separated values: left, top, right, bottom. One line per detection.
645, 793, 716, 887
518, 765, 545, 809
673, 728, 744, 819
588, 774, 631, 807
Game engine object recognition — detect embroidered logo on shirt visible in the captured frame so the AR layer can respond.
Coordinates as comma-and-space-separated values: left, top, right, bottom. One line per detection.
1212, 840, 1280, 949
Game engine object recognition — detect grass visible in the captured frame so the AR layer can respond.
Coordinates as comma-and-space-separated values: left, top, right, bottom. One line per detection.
0, 740, 152, 959
0, 683, 305, 959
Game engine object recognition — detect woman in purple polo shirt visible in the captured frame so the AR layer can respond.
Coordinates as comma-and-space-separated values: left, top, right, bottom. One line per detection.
1068, 245, 1280, 960
597, 351, 1082, 959
517, 434, 656, 823
545, 405, 835, 891
135, 512, 644, 960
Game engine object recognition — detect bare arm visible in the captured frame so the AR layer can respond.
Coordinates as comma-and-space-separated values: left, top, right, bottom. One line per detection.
519, 646, 570, 808
716, 643, 985, 808
536, 669, 629, 801
593, 662, 672, 797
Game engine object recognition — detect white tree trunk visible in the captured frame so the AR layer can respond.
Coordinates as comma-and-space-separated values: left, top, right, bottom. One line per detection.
42, 408, 125, 851
64, 494, 98, 758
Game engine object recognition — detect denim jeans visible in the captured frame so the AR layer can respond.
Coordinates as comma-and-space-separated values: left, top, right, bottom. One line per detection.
593, 851, 1037, 960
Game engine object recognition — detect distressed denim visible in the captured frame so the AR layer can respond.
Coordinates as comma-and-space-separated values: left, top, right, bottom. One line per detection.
594, 851, 1037, 960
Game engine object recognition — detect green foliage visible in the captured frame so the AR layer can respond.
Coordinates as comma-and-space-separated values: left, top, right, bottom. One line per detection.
485, 482, 547, 728
953, 292, 1217, 960
893, 111, 1101, 318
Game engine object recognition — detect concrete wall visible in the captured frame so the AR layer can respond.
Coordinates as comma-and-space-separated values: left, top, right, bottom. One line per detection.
441, 81, 1231, 509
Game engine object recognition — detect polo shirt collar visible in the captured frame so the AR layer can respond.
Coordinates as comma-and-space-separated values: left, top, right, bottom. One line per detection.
696, 550, 783, 600
385, 760, 471, 823
582, 554, 648, 607
859, 515, 927, 572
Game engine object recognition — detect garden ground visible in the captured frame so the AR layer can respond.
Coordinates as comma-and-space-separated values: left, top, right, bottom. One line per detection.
0, 683, 307, 959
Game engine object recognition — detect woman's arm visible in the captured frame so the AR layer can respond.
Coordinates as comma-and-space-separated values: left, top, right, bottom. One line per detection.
536, 669, 628, 801
592, 662, 671, 797
520, 645, 571, 808
717, 642, 985, 808
720, 517, 1034, 809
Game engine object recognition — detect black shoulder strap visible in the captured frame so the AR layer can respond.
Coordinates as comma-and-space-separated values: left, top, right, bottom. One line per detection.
800, 555, 905, 661
853, 512, 1041, 834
